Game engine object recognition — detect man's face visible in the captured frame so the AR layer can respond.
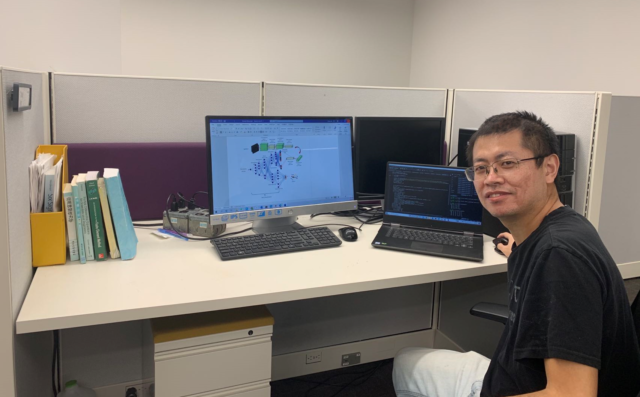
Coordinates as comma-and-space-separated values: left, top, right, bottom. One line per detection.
472, 130, 549, 220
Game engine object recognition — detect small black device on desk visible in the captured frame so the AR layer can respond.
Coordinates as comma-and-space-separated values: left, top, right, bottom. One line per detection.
339, 227, 358, 242
211, 227, 342, 260
493, 237, 509, 256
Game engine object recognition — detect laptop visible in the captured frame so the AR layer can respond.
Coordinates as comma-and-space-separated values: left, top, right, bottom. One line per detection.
372, 162, 484, 261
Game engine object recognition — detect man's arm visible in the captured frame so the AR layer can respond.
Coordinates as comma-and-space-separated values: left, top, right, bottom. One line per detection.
509, 358, 598, 397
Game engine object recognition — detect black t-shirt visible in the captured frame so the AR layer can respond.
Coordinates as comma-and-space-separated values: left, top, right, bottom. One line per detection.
481, 206, 640, 396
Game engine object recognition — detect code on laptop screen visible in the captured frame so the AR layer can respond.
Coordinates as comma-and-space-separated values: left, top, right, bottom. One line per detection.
385, 164, 482, 226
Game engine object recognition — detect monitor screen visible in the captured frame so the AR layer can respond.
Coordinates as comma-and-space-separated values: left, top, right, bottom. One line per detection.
457, 128, 476, 168
354, 117, 445, 198
207, 117, 356, 224
384, 163, 482, 227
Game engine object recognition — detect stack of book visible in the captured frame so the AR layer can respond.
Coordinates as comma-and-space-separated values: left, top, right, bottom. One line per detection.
62, 168, 138, 262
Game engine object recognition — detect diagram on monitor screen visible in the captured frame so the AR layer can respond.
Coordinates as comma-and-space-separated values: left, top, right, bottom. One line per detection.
250, 139, 302, 194
225, 135, 342, 205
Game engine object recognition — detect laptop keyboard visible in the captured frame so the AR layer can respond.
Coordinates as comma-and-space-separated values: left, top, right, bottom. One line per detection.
388, 228, 474, 248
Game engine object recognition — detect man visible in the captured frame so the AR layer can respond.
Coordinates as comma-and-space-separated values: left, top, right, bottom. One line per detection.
393, 111, 640, 396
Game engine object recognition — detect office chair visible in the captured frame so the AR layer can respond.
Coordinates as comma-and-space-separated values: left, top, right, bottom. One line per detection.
471, 290, 640, 396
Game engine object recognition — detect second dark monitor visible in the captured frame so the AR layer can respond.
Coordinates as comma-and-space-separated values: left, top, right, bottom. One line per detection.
354, 117, 445, 198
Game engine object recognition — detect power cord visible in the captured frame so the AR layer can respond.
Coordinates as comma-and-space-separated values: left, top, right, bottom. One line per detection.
52, 330, 60, 396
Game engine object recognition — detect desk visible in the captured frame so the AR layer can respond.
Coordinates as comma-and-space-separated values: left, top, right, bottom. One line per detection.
16, 217, 508, 334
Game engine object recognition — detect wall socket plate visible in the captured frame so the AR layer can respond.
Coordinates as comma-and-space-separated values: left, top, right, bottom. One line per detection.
341, 352, 361, 367
306, 350, 322, 364
124, 381, 154, 397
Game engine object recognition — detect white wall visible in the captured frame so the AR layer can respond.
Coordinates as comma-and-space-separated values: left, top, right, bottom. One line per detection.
121, 0, 415, 87
410, 0, 640, 95
0, 0, 121, 74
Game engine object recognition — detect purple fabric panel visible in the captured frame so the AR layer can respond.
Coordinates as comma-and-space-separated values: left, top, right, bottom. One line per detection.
66, 143, 208, 220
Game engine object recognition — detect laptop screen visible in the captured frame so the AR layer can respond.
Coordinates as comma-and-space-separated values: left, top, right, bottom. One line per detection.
384, 163, 483, 228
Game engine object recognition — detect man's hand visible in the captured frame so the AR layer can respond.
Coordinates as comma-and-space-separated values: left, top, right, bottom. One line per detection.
510, 358, 598, 397
496, 232, 515, 257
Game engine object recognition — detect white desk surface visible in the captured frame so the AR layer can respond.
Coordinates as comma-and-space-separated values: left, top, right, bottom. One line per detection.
16, 217, 508, 334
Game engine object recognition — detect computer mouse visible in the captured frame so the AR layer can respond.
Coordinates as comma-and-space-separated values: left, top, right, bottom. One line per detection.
339, 227, 358, 242
493, 237, 509, 256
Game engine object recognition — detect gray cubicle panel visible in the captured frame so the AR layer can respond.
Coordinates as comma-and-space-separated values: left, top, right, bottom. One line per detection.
599, 96, 640, 273
0, 67, 51, 397
52, 73, 262, 143
263, 82, 447, 118
449, 90, 611, 221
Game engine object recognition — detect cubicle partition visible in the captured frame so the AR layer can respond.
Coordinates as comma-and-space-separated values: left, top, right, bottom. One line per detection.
599, 96, 640, 278
52, 73, 262, 143
0, 67, 51, 397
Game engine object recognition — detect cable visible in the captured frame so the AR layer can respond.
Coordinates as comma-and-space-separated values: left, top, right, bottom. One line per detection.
300, 223, 363, 231
448, 154, 459, 166
133, 222, 163, 227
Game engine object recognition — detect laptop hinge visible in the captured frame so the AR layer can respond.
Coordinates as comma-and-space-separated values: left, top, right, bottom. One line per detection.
464, 231, 474, 237
389, 223, 401, 227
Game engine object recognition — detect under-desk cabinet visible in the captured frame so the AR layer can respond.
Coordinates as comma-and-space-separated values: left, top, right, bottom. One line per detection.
151, 306, 274, 397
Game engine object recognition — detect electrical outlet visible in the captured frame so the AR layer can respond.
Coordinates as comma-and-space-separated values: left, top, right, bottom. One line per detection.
124, 381, 154, 397
306, 350, 322, 364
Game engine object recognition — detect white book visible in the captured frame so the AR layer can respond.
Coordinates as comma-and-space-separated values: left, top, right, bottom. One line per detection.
77, 173, 95, 261
63, 183, 80, 261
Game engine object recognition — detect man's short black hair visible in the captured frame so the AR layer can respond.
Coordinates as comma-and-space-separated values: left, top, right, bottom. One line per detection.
466, 111, 560, 168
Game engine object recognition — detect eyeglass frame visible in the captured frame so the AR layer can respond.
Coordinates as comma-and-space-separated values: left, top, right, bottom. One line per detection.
464, 155, 548, 182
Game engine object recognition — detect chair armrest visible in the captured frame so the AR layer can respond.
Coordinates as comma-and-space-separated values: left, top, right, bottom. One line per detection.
470, 302, 509, 325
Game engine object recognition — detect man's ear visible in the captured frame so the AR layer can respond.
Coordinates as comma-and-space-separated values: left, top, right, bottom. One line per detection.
545, 154, 560, 184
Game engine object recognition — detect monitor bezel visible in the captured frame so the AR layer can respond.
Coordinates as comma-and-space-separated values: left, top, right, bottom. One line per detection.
382, 161, 483, 234
205, 115, 358, 225
354, 117, 446, 199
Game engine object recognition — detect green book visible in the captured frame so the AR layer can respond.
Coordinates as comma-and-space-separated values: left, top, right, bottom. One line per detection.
77, 173, 95, 261
86, 171, 108, 261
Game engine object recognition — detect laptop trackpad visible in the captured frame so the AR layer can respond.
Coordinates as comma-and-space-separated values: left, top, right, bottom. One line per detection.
411, 242, 444, 253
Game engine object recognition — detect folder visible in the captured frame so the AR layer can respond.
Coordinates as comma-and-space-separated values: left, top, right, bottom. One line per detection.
30, 145, 68, 267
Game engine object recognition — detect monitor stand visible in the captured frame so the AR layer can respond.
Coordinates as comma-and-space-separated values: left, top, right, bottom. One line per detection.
252, 216, 303, 234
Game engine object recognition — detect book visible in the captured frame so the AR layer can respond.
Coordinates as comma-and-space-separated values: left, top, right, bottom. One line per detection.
71, 176, 87, 264
98, 178, 120, 259
103, 168, 137, 260
63, 183, 79, 261
85, 171, 108, 261
43, 168, 56, 212
77, 174, 95, 261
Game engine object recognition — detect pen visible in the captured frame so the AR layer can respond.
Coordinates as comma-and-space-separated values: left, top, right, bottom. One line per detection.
156, 228, 189, 241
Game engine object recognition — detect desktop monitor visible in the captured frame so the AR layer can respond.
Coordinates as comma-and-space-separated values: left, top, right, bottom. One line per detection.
457, 128, 477, 168
354, 117, 445, 199
206, 116, 358, 233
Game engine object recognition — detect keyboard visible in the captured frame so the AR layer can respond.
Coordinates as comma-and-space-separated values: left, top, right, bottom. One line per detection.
211, 227, 342, 260
388, 228, 473, 248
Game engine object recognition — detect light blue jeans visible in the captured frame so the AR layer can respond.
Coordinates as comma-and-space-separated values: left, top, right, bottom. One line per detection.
393, 347, 490, 397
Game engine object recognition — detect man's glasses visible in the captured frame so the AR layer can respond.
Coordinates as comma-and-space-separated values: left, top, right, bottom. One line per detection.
464, 156, 546, 182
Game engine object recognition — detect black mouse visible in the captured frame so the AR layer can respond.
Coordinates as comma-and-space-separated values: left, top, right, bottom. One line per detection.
339, 227, 358, 242
493, 237, 509, 256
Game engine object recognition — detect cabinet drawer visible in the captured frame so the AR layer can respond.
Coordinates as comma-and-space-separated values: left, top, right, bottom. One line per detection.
155, 336, 271, 397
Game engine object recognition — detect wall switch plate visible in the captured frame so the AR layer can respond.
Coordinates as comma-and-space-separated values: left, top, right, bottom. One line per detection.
341, 352, 361, 367
306, 350, 322, 364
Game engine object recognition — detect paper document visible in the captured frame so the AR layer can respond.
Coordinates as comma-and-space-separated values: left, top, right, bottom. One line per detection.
29, 153, 63, 213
